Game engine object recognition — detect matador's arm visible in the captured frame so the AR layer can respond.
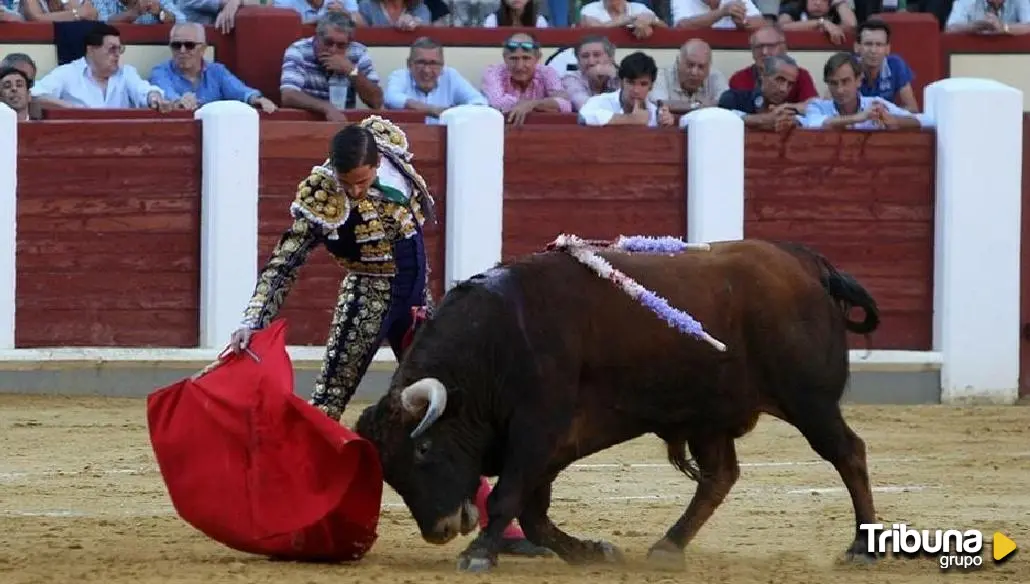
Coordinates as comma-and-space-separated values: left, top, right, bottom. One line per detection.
240, 217, 322, 329
240, 165, 350, 329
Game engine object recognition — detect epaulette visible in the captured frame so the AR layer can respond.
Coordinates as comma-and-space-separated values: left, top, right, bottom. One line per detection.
359, 115, 413, 162
289, 162, 351, 239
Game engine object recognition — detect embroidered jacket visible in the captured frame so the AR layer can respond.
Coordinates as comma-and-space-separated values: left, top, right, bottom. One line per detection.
240, 116, 435, 329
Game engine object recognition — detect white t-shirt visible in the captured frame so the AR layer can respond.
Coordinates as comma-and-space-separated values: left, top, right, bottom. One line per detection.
578, 90, 658, 127
579, 0, 656, 22
670, 0, 761, 28
482, 12, 550, 26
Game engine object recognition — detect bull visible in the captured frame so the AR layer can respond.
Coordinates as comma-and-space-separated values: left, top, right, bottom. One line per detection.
354, 239, 881, 572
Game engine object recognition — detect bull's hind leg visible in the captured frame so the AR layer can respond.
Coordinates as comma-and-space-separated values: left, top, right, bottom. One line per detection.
518, 480, 624, 566
785, 402, 878, 563
646, 433, 740, 569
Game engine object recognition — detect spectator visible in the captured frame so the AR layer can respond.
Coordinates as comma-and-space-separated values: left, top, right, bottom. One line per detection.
356, 0, 431, 28
481, 33, 572, 125
0, 53, 37, 82
0, 66, 39, 121
272, 0, 359, 24
2, 0, 24, 19
561, 34, 619, 112
441, 0, 497, 26
945, 0, 1030, 34
19, 0, 98, 21
483, 0, 549, 26
650, 38, 728, 115
179, 0, 260, 33
280, 11, 383, 121
578, 0, 662, 32
149, 23, 277, 113
717, 54, 801, 130
94, 0, 185, 23
671, 0, 765, 29
853, 19, 919, 112
728, 23, 818, 107
578, 51, 675, 128
801, 51, 926, 129
30, 23, 172, 110
383, 37, 487, 124
779, 0, 857, 44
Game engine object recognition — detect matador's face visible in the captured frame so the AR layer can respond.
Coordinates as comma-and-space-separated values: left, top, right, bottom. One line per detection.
337, 164, 377, 200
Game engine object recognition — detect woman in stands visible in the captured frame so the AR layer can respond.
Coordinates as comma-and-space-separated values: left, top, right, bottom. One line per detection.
228, 116, 552, 559
483, 0, 550, 27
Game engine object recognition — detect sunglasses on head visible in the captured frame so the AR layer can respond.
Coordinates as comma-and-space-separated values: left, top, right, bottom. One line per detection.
170, 41, 199, 51
504, 40, 538, 52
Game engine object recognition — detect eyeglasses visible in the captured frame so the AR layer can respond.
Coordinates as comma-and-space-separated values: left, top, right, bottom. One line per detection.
170, 41, 200, 51
101, 44, 126, 55
504, 40, 538, 52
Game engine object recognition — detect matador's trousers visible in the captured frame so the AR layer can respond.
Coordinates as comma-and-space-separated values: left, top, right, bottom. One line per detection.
310, 235, 429, 421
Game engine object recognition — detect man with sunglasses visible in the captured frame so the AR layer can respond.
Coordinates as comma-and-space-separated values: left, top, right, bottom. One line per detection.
149, 23, 277, 113
30, 23, 173, 112
481, 33, 572, 125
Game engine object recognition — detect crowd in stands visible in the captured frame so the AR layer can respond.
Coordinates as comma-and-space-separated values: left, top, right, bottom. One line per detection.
0, 0, 1027, 128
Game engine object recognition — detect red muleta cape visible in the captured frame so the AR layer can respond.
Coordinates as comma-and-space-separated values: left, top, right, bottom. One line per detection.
146, 319, 383, 562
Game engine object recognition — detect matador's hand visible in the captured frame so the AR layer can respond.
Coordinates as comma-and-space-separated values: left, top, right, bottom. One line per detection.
228, 326, 254, 353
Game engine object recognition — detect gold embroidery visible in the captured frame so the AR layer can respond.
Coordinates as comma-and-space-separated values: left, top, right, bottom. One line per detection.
310, 275, 392, 421
290, 165, 351, 236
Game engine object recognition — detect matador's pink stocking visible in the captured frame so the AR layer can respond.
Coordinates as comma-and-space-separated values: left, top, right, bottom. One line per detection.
475, 476, 525, 539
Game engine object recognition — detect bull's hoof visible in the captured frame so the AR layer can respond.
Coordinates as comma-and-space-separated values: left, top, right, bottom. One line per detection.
646, 539, 684, 570
841, 540, 879, 565
457, 552, 497, 573
597, 541, 625, 563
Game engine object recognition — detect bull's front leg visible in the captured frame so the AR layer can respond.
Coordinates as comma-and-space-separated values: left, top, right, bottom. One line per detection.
457, 469, 526, 572
519, 480, 624, 565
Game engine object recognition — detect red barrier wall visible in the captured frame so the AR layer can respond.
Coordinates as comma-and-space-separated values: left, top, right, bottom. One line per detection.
15, 120, 202, 347
743, 129, 936, 350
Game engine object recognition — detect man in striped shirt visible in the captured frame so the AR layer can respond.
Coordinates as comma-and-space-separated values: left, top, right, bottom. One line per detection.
280, 11, 383, 122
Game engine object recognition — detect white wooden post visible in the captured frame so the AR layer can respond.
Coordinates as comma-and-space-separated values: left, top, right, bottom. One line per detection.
195, 101, 260, 349
0, 103, 17, 350
441, 105, 505, 290
681, 107, 745, 243
925, 78, 1024, 404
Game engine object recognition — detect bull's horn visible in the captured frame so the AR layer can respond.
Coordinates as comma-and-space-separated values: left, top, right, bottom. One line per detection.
400, 378, 448, 439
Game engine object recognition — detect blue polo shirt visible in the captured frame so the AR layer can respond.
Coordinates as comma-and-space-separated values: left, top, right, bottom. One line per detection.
717, 88, 764, 114
859, 54, 914, 104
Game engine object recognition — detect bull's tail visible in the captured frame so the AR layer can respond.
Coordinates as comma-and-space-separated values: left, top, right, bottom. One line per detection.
776, 242, 881, 338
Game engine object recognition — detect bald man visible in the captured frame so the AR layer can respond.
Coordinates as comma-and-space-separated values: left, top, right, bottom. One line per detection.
149, 23, 277, 113
650, 39, 729, 114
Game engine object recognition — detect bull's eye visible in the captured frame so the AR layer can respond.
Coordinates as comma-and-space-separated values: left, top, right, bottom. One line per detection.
414, 438, 432, 460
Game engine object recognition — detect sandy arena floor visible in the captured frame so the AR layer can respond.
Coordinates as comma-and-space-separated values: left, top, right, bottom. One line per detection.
0, 394, 1027, 584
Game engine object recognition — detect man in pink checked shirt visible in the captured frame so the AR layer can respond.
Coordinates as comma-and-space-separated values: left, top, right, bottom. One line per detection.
481, 33, 573, 125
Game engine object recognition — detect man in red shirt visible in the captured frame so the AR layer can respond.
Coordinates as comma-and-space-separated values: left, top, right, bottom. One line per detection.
728, 22, 819, 107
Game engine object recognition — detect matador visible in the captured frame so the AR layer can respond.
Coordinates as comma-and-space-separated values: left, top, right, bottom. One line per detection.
228, 115, 551, 557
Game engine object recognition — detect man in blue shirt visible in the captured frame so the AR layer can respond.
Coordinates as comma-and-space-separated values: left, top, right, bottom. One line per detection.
383, 37, 488, 124
717, 54, 802, 131
800, 52, 929, 130
149, 22, 277, 113
853, 19, 919, 112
